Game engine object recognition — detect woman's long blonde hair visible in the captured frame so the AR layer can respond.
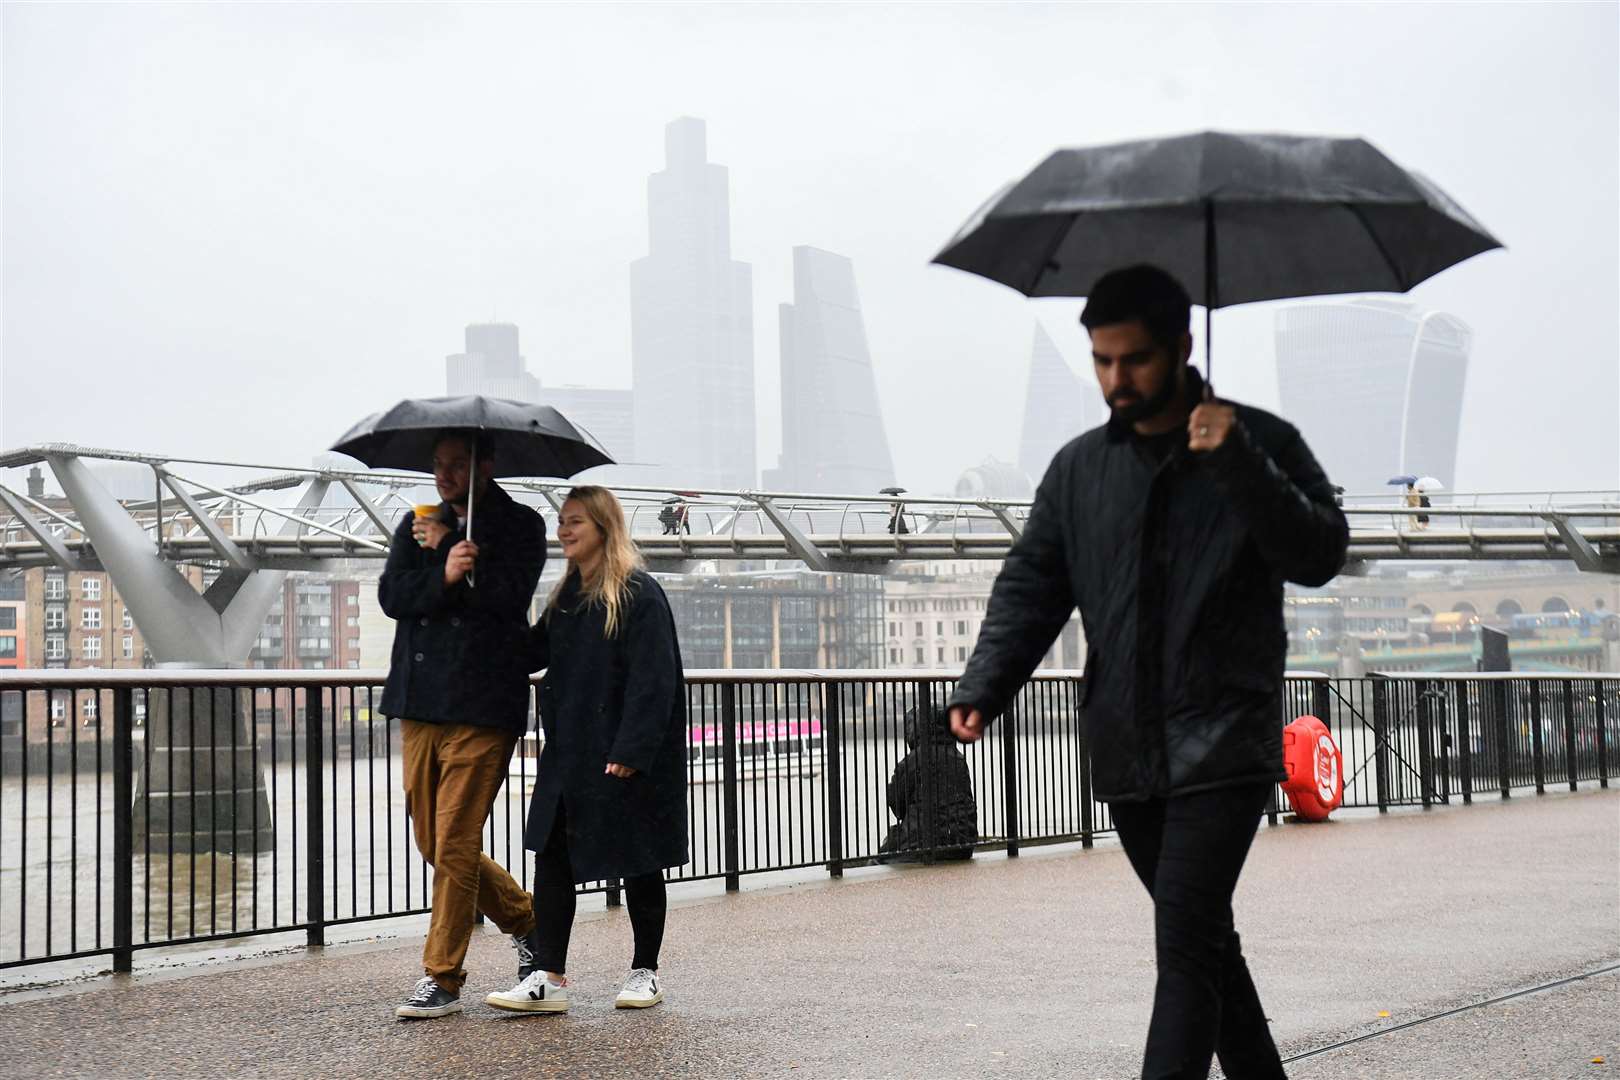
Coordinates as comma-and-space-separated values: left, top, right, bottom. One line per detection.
546, 485, 644, 637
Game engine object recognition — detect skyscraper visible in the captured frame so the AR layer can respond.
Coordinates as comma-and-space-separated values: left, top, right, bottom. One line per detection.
1016, 324, 1104, 485
1275, 298, 1471, 495
444, 323, 634, 462
541, 386, 635, 464
763, 246, 895, 494
445, 322, 540, 403
630, 118, 756, 489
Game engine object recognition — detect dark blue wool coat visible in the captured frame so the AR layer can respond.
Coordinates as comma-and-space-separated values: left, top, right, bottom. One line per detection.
525, 569, 689, 882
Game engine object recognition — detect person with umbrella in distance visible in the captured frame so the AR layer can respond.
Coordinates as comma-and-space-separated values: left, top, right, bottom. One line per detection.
1391, 475, 1442, 530
948, 266, 1349, 1079
376, 429, 549, 1019
485, 485, 688, 1015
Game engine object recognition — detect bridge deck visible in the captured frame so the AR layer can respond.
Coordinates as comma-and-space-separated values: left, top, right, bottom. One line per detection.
2, 788, 1614, 1078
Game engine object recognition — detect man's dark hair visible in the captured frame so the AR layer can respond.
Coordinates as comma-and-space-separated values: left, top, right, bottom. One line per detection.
433, 429, 496, 460
1079, 264, 1192, 351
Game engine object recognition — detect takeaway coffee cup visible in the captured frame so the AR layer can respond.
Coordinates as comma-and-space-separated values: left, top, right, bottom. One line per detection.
412, 504, 439, 545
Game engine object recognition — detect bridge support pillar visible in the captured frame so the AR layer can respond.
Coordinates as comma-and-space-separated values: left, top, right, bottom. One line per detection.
48, 456, 330, 854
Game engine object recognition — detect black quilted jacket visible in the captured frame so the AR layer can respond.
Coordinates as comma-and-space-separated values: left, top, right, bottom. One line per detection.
949, 368, 1348, 803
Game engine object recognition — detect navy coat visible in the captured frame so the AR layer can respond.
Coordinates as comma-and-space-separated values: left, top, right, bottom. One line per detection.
951, 367, 1349, 803
525, 569, 689, 882
378, 482, 546, 733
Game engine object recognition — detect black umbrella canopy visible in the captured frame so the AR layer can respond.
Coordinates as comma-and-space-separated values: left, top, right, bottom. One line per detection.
330, 395, 615, 478
932, 131, 1502, 308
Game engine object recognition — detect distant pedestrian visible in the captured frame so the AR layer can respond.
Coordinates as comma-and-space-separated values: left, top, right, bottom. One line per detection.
380, 430, 548, 1020
1404, 482, 1429, 530
487, 485, 688, 1014
949, 266, 1348, 1080
878, 703, 978, 862
659, 498, 692, 535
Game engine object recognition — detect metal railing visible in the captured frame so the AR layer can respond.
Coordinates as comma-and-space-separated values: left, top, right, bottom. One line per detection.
2, 442, 1616, 572
0, 669, 1613, 973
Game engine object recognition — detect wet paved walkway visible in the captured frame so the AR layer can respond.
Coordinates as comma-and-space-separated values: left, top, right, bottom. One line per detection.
2, 789, 1615, 1078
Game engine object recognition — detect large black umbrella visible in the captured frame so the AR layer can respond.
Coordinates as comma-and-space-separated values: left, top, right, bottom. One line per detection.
331, 394, 614, 542
931, 131, 1502, 380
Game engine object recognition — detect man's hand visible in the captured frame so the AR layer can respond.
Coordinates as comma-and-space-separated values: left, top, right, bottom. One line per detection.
1188, 399, 1237, 454
605, 762, 638, 779
413, 517, 452, 550
444, 540, 478, 585
949, 704, 986, 743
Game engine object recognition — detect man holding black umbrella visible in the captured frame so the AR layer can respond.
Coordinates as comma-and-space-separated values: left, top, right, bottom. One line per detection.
949, 266, 1348, 1079
380, 430, 549, 1019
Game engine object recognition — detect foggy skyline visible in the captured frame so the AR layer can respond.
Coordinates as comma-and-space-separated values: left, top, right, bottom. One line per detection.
3, 3, 1616, 497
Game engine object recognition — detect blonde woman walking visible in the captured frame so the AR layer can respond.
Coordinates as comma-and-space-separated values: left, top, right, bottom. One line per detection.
487, 486, 688, 1014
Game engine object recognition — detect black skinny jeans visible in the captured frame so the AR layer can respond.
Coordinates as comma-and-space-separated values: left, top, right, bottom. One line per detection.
530, 803, 666, 974
1110, 783, 1286, 1080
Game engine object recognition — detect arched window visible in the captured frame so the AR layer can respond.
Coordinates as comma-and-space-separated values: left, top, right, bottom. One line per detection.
1452, 602, 1477, 616
1541, 596, 1570, 613
1495, 599, 1523, 618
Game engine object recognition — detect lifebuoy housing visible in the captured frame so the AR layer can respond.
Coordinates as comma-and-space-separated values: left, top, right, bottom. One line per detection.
1281, 715, 1343, 821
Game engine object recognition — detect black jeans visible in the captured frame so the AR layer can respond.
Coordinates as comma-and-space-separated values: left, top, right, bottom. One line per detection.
530, 804, 667, 974
1110, 784, 1286, 1080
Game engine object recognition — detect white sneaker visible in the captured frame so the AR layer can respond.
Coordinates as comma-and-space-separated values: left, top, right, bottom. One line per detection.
615, 967, 663, 1009
485, 970, 569, 1014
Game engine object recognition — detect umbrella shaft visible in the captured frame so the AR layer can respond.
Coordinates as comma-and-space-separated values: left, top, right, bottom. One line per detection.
466, 443, 476, 588
1204, 201, 1217, 388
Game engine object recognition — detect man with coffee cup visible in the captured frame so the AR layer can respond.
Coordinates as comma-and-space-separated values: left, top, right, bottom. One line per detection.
379, 429, 549, 1019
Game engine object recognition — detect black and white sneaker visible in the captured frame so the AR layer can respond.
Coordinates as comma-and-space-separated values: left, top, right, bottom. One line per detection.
396, 976, 462, 1019
485, 970, 569, 1014
615, 967, 663, 1009
512, 928, 542, 982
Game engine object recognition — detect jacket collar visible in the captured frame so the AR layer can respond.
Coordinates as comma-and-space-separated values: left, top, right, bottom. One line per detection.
428, 479, 514, 523
1104, 365, 1206, 444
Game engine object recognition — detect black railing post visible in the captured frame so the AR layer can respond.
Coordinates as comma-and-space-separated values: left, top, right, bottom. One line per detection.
721, 683, 741, 892
1563, 679, 1579, 791
1311, 678, 1333, 730
1003, 697, 1020, 857
1595, 679, 1609, 790
1371, 678, 1391, 813
822, 683, 843, 879
1491, 678, 1512, 799
605, 880, 623, 908
916, 681, 935, 866
305, 687, 326, 948
1417, 680, 1436, 809
1530, 679, 1546, 795
112, 686, 134, 974
1074, 678, 1093, 848
1457, 684, 1474, 805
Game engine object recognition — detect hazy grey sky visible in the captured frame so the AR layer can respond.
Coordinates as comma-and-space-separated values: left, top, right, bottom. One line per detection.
4, 3, 1617, 496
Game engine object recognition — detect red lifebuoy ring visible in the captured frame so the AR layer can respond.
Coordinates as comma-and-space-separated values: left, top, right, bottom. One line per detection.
1281, 715, 1344, 821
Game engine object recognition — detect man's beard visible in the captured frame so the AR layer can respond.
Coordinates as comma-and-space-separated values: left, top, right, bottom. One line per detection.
1108, 372, 1181, 425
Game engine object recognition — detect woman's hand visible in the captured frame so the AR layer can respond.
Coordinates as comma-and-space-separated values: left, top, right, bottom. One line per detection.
604, 762, 638, 779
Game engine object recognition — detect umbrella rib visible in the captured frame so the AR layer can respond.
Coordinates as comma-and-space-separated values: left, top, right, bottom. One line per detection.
1344, 202, 1412, 291
1025, 212, 1080, 294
